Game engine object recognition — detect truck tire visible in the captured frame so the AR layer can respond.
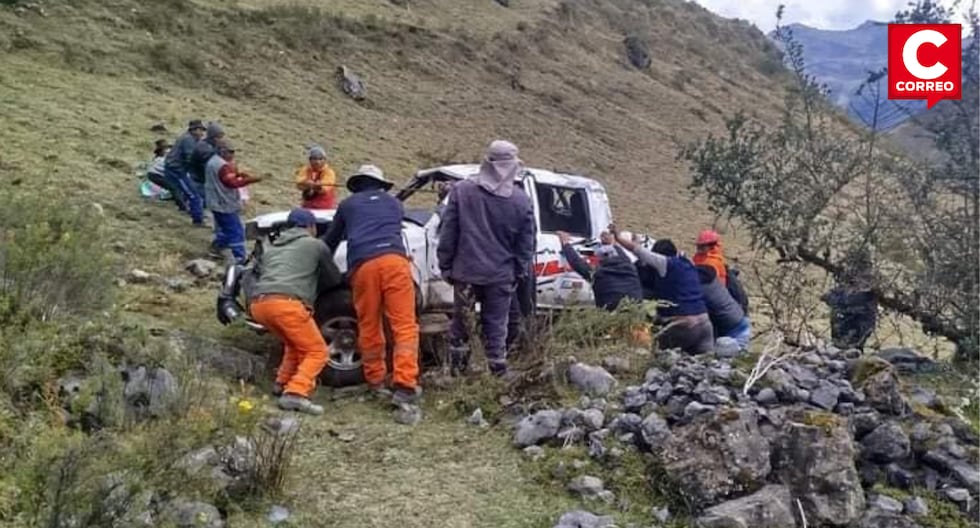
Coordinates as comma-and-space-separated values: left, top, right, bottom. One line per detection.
315, 289, 366, 387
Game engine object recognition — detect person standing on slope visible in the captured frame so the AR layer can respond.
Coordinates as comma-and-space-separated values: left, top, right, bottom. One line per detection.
321, 165, 421, 407
250, 208, 343, 415
164, 119, 207, 225
204, 140, 261, 263
295, 145, 338, 210
437, 140, 535, 376
189, 121, 226, 208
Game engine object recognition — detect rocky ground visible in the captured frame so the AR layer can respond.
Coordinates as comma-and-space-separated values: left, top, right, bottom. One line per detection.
506, 344, 979, 528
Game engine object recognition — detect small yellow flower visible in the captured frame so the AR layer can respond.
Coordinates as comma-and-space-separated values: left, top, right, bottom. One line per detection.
237, 399, 255, 413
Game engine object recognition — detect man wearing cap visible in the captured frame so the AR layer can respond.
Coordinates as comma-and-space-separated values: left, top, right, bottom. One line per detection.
321, 165, 420, 406
693, 229, 727, 286
164, 119, 207, 225
189, 121, 226, 207
204, 139, 261, 263
295, 145, 338, 210
437, 140, 535, 376
250, 208, 343, 415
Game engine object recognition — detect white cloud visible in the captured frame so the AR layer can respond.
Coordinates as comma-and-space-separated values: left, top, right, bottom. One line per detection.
693, 0, 910, 32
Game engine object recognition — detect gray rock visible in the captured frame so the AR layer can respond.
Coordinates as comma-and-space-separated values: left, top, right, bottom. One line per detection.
268, 505, 290, 524
523, 445, 545, 460
557, 426, 585, 445
754, 388, 778, 405
596, 490, 616, 504
885, 463, 916, 489
623, 35, 651, 70
944, 487, 970, 504
644, 367, 668, 384
868, 494, 905, 514
773, 418, 865, 525
785, 363, 819, 389
123, 366, 178, 420
659, 408, 771, 504
622, 386, 647, 412
468, 408, 489, 427
336, 65, 367, 101
608, 413, 643, 435
654, 382, 674, 405
587, 434, 606, 459
553, 510, 615, 528
862, 423, 911, 463
639, 412, 671, 448
128, 269, 154, 284
493, 0, 510, 6
851, 409, 883, 440
695, 484, 796, 528
568, 475, 605, 498
922, 450, 980, 489
876, 347, 936, 373
164, 500, 224, 528
582, 409, 604, 431
683, 401, 716, 420
184, 259, 217, 279
795, 388, 812, 402
262, 415, 300, 436
651, 506, 671, 523
836, 402, 856, 415
861, 369, 908, 416
904, 496, 929, 516
856, 510, 924, 528
568, 363, 617, 396
665, 395, 691, 418
165, 278, 191, 293
695, 384, 731, 405
601, 356, 630, 374
513, 410, 562, 447
393, 403, 422, 425
177, 446, 219, 476
714, 337, 740, 358
809, 380, 841, 410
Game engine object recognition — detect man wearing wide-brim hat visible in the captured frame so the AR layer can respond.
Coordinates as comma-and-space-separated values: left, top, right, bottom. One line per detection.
322, 165, 421, 410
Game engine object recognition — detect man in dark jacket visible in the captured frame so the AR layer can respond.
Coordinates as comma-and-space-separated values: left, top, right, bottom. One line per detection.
614, 227, 714, 354
250, 208, 343, 415
558, 230, 642, 311
164, 119, 206, 225
438, 140, 535, 376
322, 165, 420, 406
822, 249, 877, 351
696, 265, 751, 349
189, 121, 225, 206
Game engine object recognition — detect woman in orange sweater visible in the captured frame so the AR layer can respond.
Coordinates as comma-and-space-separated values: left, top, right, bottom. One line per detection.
693, 229, 727, 286
295, 145, 338, 210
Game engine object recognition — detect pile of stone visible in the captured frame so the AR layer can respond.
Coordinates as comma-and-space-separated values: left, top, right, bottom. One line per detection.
510, 346, 978, 527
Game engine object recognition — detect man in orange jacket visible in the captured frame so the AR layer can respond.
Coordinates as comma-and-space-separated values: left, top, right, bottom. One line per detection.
693, 229, 728, 286
295, 145, 338, 210
322, 165, 420, 407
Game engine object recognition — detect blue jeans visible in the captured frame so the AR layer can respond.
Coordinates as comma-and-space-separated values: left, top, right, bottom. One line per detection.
191, 179, 207, 210
212, 211, 246, 262
724, 317, 752, 350
164, 166, 203, 224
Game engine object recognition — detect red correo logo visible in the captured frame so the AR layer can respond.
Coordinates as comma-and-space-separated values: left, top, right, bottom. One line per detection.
888, 24, 962, 108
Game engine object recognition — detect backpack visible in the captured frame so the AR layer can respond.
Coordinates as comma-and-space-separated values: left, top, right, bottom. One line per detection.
726, 265, 750, 315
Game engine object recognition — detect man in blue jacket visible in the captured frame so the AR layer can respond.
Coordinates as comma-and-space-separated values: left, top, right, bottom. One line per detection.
438, 140, 535, 376
164, 119, 207, 225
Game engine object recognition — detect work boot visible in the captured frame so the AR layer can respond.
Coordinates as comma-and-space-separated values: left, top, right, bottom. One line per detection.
392, 386, 422, 406
278, 394, 324, 416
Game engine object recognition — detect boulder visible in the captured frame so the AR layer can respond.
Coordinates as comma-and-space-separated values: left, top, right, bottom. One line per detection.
862, 423, 911, 463
523, 445, 545, 460
772, 414, 865, 526
553, 510, 615, 528
623, 35, 651, 69
659, 408, 771, 505
867, 494, 904, 514
921, 450, 980, 490
601, 356, 630, 374
336, 65, 367, 101
809, 380, 841, 411
876, 347, 936, 373
128, 269, 155, 284
122, 366, 178, 420
622, 386, 648, 411
639, 412, 671, 448
568, 363, 617, 396
582, 409, 605, 431
695, 485, 796, 528
714, 337, 740, 359
184, 259, 217, 279
513, 410, 562, 447
568, 475, 605, 499
856, 509, 923, 528
754, 388, 778, 406
851, 409, 883, 440
904, 496, 929, 517
860, 369, 908, 416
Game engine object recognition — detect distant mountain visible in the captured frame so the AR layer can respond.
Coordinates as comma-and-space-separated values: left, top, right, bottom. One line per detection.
774, 21, 924, 129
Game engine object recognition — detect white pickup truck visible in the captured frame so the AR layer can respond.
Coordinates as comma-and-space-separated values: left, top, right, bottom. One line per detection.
217, 164, 625, 385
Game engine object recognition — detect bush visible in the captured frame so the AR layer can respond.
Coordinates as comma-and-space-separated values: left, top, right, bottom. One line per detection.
0, 193, 115, 324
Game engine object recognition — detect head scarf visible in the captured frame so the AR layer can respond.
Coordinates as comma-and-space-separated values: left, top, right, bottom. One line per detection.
475, 140, 522, 198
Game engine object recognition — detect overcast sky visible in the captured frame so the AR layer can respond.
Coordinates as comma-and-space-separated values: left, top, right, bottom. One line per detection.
692, 0, 912, 32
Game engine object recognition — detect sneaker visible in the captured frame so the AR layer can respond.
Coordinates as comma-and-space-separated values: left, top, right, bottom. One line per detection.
392, 386, 422, 406
271, 382, 284, 397
278, 394, 324, 415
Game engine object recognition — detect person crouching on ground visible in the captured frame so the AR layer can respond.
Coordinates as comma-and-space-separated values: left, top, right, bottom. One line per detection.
250, 208, 343, 415
295, 145, 337, 210
613, 226, 714, 354
146, 139, 176, 197
693, 229, 727, 286
204, 140, 261, 263
437, 140, 535, 376
695, 264, 751, 350
321, 165, 421, 406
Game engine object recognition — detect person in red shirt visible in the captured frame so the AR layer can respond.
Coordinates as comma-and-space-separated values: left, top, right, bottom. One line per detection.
205, 140, 261, 262
295, 146, 337, 210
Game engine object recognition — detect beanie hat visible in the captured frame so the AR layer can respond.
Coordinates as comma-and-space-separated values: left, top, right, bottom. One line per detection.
286, 208, 317, 228
308, 145, 327, 159
206, 122, 225, 139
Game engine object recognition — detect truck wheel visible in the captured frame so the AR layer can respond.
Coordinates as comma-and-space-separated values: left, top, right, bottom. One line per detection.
315, 289, 366, 387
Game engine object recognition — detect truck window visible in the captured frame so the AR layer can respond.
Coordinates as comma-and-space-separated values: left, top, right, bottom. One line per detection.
534, 183, 591, 237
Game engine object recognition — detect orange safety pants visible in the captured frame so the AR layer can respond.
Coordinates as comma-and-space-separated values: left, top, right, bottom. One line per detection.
350, 253, 419, 391
250, 296, 329, 398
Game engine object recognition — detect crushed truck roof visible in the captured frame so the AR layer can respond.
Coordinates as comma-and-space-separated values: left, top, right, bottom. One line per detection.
416, 164, 606, 191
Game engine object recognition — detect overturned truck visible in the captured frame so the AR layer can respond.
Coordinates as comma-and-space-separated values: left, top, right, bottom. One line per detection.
217, 164, 623, 386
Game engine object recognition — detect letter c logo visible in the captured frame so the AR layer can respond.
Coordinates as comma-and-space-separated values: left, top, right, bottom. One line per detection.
903, 29, 949, 80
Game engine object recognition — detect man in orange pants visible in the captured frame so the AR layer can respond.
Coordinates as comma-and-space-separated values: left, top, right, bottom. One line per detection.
322, 165, 420, 407
250, 208, 343, 415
